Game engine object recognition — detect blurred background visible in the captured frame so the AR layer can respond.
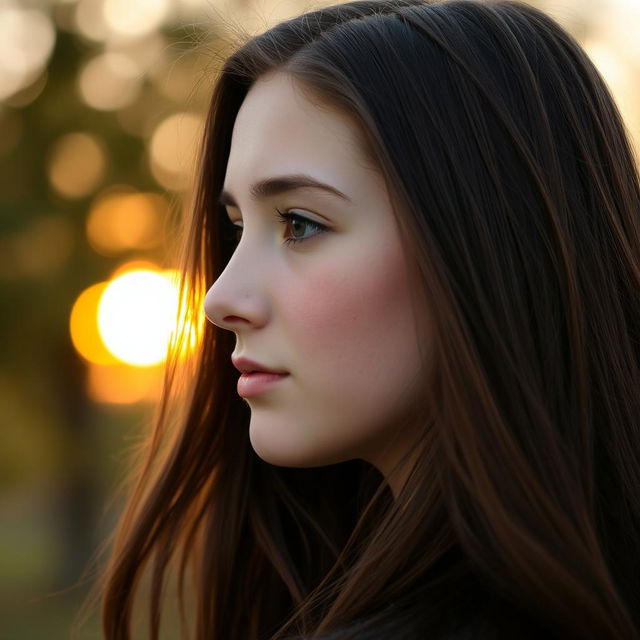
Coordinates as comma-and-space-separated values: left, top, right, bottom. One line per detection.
0, 0, 638, 637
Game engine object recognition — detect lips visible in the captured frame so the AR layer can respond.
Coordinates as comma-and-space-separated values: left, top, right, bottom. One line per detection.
231, 356, 288, 375
236, 370, 289, 398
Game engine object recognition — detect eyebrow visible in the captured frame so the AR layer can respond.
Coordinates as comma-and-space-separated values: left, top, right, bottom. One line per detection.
217, 174, 352, 207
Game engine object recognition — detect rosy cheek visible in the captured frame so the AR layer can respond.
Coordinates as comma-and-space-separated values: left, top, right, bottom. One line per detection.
282, 243, 410, 372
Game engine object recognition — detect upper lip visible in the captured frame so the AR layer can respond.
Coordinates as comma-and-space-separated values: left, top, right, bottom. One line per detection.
231, 356, 288, 375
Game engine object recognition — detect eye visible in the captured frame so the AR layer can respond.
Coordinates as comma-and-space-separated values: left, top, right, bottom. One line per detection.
275, 209, 328, 246
220, 209, 328, 248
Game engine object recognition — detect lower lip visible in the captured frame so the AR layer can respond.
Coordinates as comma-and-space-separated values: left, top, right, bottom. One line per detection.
237, 372, 289, 398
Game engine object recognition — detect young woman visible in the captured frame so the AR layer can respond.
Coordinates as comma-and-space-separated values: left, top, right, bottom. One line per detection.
101, 1, 640, 638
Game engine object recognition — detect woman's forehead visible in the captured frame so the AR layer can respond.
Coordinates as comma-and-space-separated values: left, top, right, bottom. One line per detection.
224, 71, 381, 204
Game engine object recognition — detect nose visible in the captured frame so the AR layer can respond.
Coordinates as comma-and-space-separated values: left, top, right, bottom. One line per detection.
203, 245, 269, 332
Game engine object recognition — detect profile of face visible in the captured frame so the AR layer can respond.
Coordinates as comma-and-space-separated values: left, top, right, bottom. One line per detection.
204, 71, 430, 481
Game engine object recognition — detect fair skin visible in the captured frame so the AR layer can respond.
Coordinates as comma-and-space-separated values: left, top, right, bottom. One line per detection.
204, 71, 429, 498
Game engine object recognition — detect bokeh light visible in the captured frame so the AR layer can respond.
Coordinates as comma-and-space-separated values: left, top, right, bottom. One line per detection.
97, 267, 180, 366
149, 112, 203, 191
583, 39, 640, 150
74, 0, 112, 43
78, 52, 141, 111
69, 282, 119, 365
47, 132, 107, 199
0, 6, 55, 101
70, 263, 199, 377
103, 0, 172, 39
112, 33, 168, 76
3, 70, 48, 108
1, 0, 639, 637
110, 258, 164, 277
86, 190, 168, 255
87, 361, 164, 404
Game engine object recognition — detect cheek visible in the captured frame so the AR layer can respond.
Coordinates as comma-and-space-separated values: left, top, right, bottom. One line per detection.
249, 234, 428, 469
284, 237, 419, 383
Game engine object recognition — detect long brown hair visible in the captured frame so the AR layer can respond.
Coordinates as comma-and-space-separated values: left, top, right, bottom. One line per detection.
101, 1, 640, 638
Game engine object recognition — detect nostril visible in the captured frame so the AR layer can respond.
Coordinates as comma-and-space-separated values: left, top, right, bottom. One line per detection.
223, 315, 247, 323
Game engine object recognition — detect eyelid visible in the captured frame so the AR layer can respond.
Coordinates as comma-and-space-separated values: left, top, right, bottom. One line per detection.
279, 207, 326, 225
225, 208, 326, 228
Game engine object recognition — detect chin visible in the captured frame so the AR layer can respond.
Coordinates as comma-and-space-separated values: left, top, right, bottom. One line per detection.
249, 427, 346, 469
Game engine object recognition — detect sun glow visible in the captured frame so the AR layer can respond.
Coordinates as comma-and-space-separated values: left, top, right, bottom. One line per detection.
96, 268, 179, 366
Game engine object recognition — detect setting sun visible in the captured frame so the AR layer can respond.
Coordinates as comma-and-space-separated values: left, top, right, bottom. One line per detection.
97, 268, 179, 366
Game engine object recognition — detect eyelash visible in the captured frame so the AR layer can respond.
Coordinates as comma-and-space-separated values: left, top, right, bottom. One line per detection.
275, 208, 327, 246
225, 209, 327, 247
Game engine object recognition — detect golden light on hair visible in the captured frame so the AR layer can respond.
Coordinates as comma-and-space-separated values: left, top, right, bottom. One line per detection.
149, 112, 203, 191
70, 282, 119, 365
48, 132, 107, 199
86, 191, 168, 255
163, 268, 202, 358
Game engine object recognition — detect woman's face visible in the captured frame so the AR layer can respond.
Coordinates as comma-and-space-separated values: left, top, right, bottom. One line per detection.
204, 71, 429, 481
